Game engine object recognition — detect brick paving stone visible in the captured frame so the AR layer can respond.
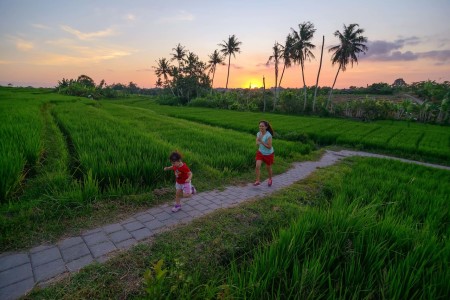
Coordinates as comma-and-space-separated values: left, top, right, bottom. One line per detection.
192, 203, 208, 211
135, 213, 155, 223
30, 246, 61, 267
172, 210, 189, 220
58, 237, 83, 250
0, 263, 32, 288
207, 202, 221, 210
83, 231, 109, 246
133, 211, 148, 217
29, 245, 53, 254
130, 228, 152, 241
198, 199, 212, 205
120, 217, 137, 225
115, 239, 137, 250
0, 277, 35, 300
180, 203, 195, 212
185, 209, 205, 218
144, 219, 164, 230
103, 223, 123, 234
0, 253, 29, 272
154, 211, 171, 221
34, 258, 66, 283
185, 199, 200, 208
122, 221, 145, 232
109, 230, 133, 244
162, 218, 182, 227
60, 242, 91, 262
83, 228, 103, 236
89, 241, 116, 258
203, 194, 216, 201
66, 255, 94, 272
149, 206, 165, 214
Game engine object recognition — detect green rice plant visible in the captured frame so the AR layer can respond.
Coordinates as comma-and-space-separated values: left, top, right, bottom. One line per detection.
0, 94, 44, 202
416, 129, 450, 161
81, 169, 99, 202
0, 145, 26, 202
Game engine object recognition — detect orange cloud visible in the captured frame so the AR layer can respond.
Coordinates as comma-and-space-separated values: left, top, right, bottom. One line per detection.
61, 25, 116, 40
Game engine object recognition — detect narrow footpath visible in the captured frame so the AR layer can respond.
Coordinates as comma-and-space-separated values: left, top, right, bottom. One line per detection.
1, 150, 449, 300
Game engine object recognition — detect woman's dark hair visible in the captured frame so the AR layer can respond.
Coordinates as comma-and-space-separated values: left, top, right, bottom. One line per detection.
259, 120, 274, 136
169, 151, 182, 162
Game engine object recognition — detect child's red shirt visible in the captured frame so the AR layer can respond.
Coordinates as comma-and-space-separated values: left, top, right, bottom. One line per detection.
173, 163, 191, 184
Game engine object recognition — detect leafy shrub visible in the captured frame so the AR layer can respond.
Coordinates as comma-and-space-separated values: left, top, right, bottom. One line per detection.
155, 94, 182, 106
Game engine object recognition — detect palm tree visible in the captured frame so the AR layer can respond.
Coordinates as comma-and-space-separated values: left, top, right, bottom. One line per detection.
207, 49, 225, 93
290, 21, 316, 111
278, 34, 294, 89
327, 23, 368, 109
267, 41, 282, 110
171, 43, 187, 68
153, 58, 174, 96
219, 34, 242, 89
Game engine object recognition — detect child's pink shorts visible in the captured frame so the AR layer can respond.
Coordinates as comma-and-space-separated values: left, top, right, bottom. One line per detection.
175, 182, 192, 194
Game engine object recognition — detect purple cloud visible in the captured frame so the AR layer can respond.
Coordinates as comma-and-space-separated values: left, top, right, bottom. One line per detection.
362, 38, 450, 62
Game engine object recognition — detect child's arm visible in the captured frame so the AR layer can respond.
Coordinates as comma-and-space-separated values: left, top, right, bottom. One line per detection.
164, 166, 174, 171
185, 171, 192, 182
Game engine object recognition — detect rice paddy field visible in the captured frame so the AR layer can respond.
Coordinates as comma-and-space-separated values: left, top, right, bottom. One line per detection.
112, 98, 450, 163
1, 87, 450, 299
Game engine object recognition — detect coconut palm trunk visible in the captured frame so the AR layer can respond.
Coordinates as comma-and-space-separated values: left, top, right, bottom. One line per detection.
301, 61, 307, 111
327, 65, 341, 110
225, 54, 231, 89
313, 35, 325, 112
210, 69, 216, 95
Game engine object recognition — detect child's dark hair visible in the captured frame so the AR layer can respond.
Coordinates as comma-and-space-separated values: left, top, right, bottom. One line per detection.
169, 151, 182, 162
260, 120, 274, 136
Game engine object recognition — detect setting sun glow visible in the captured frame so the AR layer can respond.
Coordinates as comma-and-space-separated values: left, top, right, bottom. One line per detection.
243, 79, 263, 89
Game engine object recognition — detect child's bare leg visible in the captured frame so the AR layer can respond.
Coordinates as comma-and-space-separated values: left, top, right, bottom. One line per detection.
175, 189, 183, 205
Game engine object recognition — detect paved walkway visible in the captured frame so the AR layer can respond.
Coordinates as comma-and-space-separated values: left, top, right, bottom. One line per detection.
1, 150, 449, 299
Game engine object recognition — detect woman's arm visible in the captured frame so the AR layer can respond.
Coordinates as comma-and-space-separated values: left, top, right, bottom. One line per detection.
261, 136, 272, 149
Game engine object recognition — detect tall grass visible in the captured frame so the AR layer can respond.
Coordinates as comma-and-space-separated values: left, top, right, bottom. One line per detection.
217, 158, 450, 299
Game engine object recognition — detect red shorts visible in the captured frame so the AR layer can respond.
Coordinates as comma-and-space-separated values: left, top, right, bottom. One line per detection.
256, 151, 274, 165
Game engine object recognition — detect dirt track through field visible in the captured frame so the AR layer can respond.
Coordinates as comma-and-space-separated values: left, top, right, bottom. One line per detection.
1, 150, 449, 300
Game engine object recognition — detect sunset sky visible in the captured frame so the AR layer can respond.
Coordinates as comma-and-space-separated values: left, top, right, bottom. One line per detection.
1, 0, 449, 89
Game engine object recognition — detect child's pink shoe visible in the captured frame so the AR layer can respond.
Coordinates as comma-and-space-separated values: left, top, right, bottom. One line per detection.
171, 204, 181, 212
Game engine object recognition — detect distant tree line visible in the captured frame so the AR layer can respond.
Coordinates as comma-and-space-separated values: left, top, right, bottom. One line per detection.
180, 80, 449, 125
55, 74, 160, 99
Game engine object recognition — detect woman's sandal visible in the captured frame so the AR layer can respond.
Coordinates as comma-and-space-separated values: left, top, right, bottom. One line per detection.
253, 181, 261, 186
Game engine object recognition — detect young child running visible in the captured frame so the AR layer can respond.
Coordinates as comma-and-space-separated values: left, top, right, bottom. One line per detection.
164, 151, 196, 212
